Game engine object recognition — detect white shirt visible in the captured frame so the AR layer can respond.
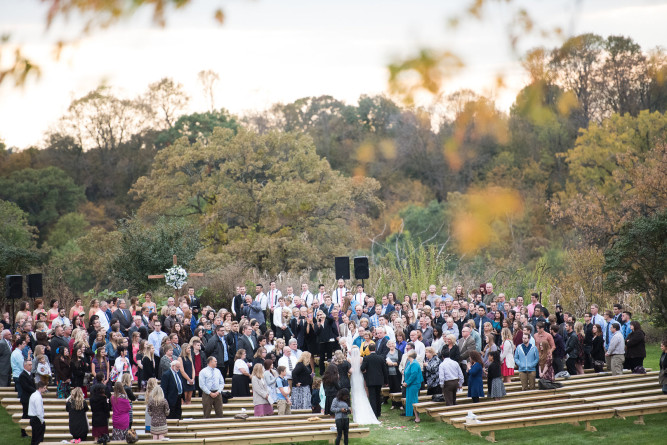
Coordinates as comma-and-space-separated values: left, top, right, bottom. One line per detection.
301, 291, 314, 308
289, 348, 302, 360
273, 305, 286, 328
413, 340, 426, 362
382, 324, 396, 342
278, 355, 296, 379
354, 292, 366, 302
255, 292, 268, 311
268, 289, 282, 310
332, 287, 347, 306
233, 359, 249, 375
438, 357, 464, 387
28, 390, 44, 422
148, 330, 168, 357
315, 292, 325, 305
96, 309, 110, 331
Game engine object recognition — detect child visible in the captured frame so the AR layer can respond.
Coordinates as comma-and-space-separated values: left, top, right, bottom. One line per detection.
35, 354, 52, 388
147, 386, 170, 440
275, 365, 292, 415
144, 378, 158, 433
330, 388, 352, 445
311, 377, 322, 413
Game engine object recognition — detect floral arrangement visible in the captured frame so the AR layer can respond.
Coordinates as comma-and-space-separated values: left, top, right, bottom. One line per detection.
164, 265, 188, 289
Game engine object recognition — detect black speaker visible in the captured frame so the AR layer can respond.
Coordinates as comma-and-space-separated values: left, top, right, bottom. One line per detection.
5, 275, 23, 299
354, 256, 370, 280
27, 273, 43, 299
334, 257, 350, 280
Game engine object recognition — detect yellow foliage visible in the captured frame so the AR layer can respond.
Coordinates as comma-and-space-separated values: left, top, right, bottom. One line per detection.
451, 186, 524, 254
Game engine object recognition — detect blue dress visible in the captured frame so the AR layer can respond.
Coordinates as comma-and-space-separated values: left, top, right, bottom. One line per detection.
467, 362, 485, 398
404, 360, 423, 417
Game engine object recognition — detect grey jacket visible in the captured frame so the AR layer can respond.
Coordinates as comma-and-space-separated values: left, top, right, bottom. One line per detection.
330, 397, 350, 420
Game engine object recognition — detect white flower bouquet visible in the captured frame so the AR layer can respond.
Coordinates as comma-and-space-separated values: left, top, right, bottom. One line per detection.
165, 265, 188, 289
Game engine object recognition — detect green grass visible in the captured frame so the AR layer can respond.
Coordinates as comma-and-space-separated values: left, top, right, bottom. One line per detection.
1, 345, 664, 444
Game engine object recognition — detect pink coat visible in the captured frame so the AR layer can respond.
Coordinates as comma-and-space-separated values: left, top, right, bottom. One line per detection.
111, 396, 131, 430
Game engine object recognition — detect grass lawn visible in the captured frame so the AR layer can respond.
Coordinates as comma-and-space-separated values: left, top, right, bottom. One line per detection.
1, 345, 663, 444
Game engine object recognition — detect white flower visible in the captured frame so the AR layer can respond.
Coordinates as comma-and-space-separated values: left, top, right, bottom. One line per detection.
165, 265, 188, 289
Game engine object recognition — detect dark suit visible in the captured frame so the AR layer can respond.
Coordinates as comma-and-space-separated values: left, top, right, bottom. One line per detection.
204, 335, 229, 377
238, 335, 257, 356
360, 352, 388, 418
160, 369, 183, 419
375, 336, 390, 359
114, 309, 133, 335
315, 315, 338, 375
380, 303, 395, 316
0, 340, 11, 387
232, 295, 244, 322
18, 369, 36, 436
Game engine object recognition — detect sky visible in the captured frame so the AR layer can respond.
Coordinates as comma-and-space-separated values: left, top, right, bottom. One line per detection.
1, 0, 666, 148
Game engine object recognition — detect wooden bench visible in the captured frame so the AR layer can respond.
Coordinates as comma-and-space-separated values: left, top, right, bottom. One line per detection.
38, 428, 371, 445
614, 401, 667, 425
464, 408, 616, 442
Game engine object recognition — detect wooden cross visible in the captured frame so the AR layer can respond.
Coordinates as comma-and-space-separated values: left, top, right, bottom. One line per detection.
148, 254, 204, 298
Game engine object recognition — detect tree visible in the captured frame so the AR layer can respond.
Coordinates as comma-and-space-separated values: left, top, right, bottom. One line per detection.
143, 77, 190, 130
132, 127, 383, 273
46, 212, 90, 249
155, 109, 238, 147
0, 200, 40, 279
59, 86, 151, 151
110, 217, 202, 292
603, 210, 667, 325
0, 166, 86, 239
198, 70, 220, 112
549, 111, 667, 246
550, 33, 604, 126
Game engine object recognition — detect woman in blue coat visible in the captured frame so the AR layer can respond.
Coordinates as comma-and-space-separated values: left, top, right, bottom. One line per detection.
466, 350, 484, 402
402, 350, 424, 422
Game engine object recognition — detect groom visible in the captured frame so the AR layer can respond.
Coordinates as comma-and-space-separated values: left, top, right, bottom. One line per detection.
360, 343, 388, 419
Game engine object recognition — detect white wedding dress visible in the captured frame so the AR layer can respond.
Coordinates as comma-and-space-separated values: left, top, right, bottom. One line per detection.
348, 346, 380, 424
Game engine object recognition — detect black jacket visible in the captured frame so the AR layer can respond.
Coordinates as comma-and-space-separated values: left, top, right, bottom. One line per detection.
315, 315, 338, 343
90, 391, 110, 428
225, 332, 240, 362
360, 352, 388, 387
160, 369, 183, 408
565, 331, 581, 360
625, 329, 646, 359
375, 337, 390, 359
205, 335, 230, 365
292, 362, 313, 387
18, 370, 36, 407
238, 335, 258, 356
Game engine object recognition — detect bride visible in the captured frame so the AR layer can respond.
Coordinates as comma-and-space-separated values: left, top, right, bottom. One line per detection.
348, 346, 380, 424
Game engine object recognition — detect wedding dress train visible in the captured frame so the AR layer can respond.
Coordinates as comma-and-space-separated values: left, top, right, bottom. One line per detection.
348, 346, 380, 425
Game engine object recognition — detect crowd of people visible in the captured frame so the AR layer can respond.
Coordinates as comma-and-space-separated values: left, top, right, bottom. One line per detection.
1, 280, 665, 445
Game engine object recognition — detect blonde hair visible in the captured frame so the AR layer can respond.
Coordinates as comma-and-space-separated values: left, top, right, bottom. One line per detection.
150, 386, 165, 406
425, 346, 436, 356
145, 378, 158, 403
299, 351, 311, 365
574, 321, 584, 335
121, 372, 132, 387
333, 350, 345, 364
113, 381, 127, 399
252, 363, 265, 379
70, 387, 85, 410
501, 327, 512, 343
446, 334, 457, 345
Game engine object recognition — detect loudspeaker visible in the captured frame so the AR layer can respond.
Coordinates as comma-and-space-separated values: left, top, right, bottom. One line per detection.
354, 256, 370, 280
27, 273, 43, 299
5, 275, 23, 299
334, 257, 350, 280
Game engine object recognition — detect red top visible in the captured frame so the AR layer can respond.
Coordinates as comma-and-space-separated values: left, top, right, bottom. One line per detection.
193, 353, 202, 376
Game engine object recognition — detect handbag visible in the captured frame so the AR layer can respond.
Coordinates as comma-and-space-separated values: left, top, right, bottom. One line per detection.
593, 360, 605, 368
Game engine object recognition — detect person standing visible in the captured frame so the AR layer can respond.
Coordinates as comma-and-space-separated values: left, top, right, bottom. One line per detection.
90, 381, 110, 442
466, 351, 485, 403
28, 381, 47, 445
251, 363, 272, 417
291, 351, 313, 410
110, 381, 131, 441
11, 337, 27, 396
200, 356, 225, 418
360, 343, 388, 419
161, 360, 184, 419
564, 322, 582, 375
66, 387, 89, 443
402, 350, 423, 422
514, 332, 539, 390
331, 388, 352, 445
438, 349, 464, 406
147, 386, 170, 441
18, 359, 36, 438
275, 365, 292, 415
0, 329, 12, 387
606, 322, 625, 376
624, 321, 646, 371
